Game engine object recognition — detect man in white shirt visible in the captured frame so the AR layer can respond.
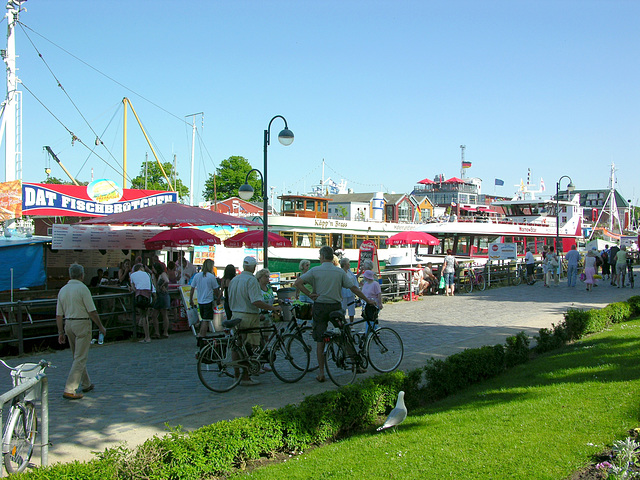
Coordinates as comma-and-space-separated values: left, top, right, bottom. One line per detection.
564, 245, 581, 288
525, 247, 536, 285
177, 252, 197, 285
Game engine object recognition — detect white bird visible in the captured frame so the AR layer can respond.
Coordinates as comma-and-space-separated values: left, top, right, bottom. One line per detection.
377, 391, 407, 431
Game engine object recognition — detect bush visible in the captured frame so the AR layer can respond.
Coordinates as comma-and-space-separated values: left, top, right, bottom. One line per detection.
424, 344, 505, 399
505, 331, 531, 367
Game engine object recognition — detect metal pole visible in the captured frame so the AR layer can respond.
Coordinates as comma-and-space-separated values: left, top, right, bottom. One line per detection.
263, 128, 269, 268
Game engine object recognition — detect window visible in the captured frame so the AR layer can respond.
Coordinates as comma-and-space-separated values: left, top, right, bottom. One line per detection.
282, 200, 294, 212
343, 235, 354, 249
315, 233, 329, 247
306, 200, 315, 212
296, 233, 311, 247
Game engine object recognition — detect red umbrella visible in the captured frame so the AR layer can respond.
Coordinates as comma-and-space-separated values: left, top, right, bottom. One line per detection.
224, 230, 292, 248
418, 177, 436, 185
386, 231, 440, 246
77, 202, 259, 227
144, 228, 221, 250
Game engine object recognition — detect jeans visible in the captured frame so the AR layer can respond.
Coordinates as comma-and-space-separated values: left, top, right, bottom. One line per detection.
567, 264, 578, 287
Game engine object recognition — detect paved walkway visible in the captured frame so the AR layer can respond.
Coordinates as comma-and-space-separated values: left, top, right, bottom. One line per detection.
2, 276, 637, 468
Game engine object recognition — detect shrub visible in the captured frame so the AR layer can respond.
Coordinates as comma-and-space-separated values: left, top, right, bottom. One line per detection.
505, 331, 530, 367
424, 344, 505, 399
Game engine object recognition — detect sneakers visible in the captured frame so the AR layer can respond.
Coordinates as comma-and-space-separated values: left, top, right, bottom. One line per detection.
81, 384, 95, 393
240, 378, 260, 387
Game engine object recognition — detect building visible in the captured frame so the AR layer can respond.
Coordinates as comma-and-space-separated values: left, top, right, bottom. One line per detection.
558, 188, 630, 232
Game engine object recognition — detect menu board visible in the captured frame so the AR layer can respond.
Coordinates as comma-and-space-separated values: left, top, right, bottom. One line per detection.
52, 224, 165, 250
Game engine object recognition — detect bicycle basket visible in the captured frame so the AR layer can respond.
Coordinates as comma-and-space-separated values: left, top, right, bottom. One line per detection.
363, 304, 379, 323
293, 302, 313, 320
11, 363, 44, 401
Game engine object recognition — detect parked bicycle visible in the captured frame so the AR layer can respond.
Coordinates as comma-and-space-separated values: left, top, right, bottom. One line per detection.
196, 317, 310, 393
1, 359, 51, 474
457, 265, 487, 293
322, 304, 403, 387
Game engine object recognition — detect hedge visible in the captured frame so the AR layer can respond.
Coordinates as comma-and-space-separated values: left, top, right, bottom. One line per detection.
10, 296, 639, 479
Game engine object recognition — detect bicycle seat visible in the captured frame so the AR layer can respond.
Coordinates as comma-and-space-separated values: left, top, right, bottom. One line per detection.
222, 318, 242, 329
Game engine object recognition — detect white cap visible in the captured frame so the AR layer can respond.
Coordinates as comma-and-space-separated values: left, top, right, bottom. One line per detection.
243, 256, 257, 266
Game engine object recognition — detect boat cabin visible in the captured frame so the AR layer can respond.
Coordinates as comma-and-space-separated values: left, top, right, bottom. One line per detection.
279, 195, 331, 219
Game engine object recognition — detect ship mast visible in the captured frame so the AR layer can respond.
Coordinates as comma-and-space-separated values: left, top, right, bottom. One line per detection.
1, 0, 26, 183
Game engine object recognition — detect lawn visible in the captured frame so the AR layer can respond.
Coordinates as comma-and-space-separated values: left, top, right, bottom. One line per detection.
231, 320, 640, 479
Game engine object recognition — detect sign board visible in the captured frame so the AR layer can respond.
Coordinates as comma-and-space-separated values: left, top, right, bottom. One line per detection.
357, 240, 380, 275
52, 224, 165, 250
0, 181, 178, 219
488, 242, 517, 261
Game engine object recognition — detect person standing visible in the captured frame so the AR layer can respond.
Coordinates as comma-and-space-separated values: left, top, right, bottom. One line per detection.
601, 245, 610, 280
296, 259, 314, 303
609, 244, 620, 286
294, 246, 374, 383
189, 259, 221, 338
219, 264, 237, 321
546, 246, 560, 287
564, 245, 580, 288
339, 257, 357, 322
56, 263, 107, 400
177, 252, 197, 285
615, 245, 628, 288
584, 249, 598, 292
541, 245, 549, 287
130, 263, 154, 343
228, 256, 281, 386
150, 262, 171, 338
441, 249, 458, 296
524, 247, 536, 285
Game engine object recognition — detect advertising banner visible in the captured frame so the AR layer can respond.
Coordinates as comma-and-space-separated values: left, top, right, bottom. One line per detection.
11, 181, 178, 217
52, 224, 165, 250
357, 239, 380, 275
488, 242, 517, 261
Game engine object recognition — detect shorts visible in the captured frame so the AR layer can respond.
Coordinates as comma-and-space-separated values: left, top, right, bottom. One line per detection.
153, 292, 170, 310
526, 263, 535, 276
234, 312, 261, 347
198, 302, 214, 320
443, 272, 455, 287
616, 263, 626, 274
311, 302, 342, 342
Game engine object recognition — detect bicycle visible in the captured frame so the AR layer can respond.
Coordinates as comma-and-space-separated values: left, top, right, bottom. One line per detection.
196, 318, 310, 393
1, 359, 51, 474
322, 304, 404, 387
280, 300, 318, 372
459, 265, 487, 294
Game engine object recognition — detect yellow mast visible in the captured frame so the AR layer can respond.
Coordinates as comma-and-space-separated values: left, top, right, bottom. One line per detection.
122, 97, 175, 191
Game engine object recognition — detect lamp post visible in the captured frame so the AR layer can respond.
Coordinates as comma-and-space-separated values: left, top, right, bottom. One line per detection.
238, 115, 294, 268
556, 175, 575, 254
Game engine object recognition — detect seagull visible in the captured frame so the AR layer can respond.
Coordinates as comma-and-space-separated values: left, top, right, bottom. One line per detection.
377, 391, 407, 432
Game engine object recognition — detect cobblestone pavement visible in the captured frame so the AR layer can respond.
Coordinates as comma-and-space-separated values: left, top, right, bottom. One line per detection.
3, 275, 637, 467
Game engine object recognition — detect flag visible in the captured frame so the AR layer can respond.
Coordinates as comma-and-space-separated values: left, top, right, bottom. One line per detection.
520, 179, 525, 190
495, 178, 504, 186
462, 161, 472, 169
540, 178, 546, 192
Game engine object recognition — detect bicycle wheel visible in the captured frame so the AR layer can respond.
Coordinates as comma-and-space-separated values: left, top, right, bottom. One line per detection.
366, 327, 404, 373
512, 266, 523, 286
270, 335, 309, 383
324, 338, 356, 387
290, 324, 318, 372
477, 273, 487, 291
3, 401, 37, 473
463, 272, 473, 293
197, 339, 241, 393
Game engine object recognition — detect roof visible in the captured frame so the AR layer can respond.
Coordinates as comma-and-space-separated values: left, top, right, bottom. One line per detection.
568, 189, 629, 208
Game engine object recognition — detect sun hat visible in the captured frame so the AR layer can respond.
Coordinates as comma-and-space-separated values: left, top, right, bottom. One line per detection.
363, 270, 375, 280
243, 256, 257, 266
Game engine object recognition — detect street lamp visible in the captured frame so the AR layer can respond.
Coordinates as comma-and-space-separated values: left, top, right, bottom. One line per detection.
556, 175, 575, 254
238, 115, 293, 268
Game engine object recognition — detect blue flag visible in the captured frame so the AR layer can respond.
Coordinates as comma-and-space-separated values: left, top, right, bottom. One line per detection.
495, 178, 504, 186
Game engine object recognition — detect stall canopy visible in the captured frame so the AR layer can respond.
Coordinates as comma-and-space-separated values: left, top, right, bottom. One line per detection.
78, 202, 259, 227
0, 238, 48, 291
223, 230, 292, 248
144, 228, 221, 250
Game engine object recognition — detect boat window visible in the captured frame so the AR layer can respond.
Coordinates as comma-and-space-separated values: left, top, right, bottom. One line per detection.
282, 200, 294, 212
321, 202, 327, 213
315, 233, 329, 247
355, 235, 368, 248
295, 200, 304, 210
343, 235, 354, 249
280, 231, 293, 245
296, 233, 312, 247
456, 235, 471, 255
306, 200, 315, 212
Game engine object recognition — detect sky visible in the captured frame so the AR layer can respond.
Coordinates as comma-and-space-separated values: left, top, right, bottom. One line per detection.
2, 0, 639, 206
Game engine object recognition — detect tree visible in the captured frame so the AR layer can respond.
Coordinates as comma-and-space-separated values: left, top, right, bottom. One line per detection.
203, 156, 262, 202
131, 161, 189, 202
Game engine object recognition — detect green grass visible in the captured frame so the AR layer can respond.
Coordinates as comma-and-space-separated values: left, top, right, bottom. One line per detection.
231, 320, 640, 479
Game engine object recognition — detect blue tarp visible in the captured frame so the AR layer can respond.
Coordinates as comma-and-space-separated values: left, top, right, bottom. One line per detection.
0, 238, 48, 291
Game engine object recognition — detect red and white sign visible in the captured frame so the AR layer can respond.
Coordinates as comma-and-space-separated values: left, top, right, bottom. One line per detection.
357, 240, 380, 275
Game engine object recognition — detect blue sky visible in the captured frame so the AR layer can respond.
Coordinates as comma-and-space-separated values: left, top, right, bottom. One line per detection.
3, 0, 639, 205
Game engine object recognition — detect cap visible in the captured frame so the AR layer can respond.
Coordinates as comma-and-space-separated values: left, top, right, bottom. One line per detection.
243, 256, 257, 266
363, 270, 375, 280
